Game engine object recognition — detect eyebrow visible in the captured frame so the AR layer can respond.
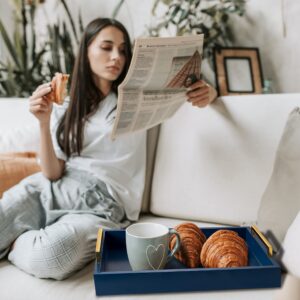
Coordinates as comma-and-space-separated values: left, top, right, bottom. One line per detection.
101, 40, 126, 46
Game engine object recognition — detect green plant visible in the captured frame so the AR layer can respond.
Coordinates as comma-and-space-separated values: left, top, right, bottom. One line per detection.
0, 0, 46, 96
0, 0, 83, 97
112, 0, 125, 19
148, 0, 246, 64
45, 0, 84, 79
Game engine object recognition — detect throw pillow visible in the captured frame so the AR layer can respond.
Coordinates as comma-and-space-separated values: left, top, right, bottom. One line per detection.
0, 152, 41, 198
257, 107, 300, 242
282, 211, 300, 278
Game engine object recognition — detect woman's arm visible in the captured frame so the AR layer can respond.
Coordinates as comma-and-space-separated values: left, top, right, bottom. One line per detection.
38, 123, 65, 181
29, 83, 65, 181
186, 80, 217, 108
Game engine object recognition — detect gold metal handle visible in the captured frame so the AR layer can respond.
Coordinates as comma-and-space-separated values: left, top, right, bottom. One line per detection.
95, 228, 103, 262
251, 225, 273, 256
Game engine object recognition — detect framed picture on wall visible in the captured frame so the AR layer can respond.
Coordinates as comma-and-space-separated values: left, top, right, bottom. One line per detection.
213, 47, 264, 96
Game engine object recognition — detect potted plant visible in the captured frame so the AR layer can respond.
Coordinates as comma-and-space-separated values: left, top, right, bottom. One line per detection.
148, 0, 246, 63
0, 0, 83, 97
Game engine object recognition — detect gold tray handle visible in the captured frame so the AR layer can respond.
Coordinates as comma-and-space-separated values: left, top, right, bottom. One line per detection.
251, 225, 273, 256
95, 228, 103, 262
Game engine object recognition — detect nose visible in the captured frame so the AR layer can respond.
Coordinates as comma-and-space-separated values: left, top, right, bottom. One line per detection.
111, 47, 121, 62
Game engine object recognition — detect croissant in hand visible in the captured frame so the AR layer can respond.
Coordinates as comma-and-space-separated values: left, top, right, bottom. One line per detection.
200, 229, 248, 268
44, 72, 69, 105
169, 222, 206, 268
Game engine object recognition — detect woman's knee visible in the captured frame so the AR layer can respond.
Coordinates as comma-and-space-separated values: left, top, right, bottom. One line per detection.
9, 225, 96, 280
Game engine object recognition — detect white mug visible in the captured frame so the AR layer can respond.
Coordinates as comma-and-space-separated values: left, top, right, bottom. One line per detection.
125, 222, 181, 271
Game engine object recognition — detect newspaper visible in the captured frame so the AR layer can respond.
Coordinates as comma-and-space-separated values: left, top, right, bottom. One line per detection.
111, 34, 204, 139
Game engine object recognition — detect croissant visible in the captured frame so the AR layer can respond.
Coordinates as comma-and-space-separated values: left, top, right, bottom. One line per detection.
44, 72, 69, 105
200, 229, 248, 268
169, 222, 206, 268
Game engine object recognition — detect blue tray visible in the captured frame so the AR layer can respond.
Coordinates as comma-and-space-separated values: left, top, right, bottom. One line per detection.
93, 226, 281, 296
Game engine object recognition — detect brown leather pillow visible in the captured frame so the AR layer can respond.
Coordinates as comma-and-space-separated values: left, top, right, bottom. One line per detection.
0, 152, 41, 198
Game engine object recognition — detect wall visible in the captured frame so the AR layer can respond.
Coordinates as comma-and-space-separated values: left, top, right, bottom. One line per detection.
0, 0, 299, 93
230, 0, 300, 93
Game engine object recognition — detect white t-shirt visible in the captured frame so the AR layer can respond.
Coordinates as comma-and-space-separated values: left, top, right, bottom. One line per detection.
50, 93, 146, 221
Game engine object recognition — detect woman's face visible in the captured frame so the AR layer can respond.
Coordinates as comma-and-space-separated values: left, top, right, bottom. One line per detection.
87, 26, 126, 92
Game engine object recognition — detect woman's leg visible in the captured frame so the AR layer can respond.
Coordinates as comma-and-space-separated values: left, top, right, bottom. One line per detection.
8, 213, 119, 280
0, 173, 48, 258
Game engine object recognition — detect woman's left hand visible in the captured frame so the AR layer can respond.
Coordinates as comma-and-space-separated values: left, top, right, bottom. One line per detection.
186, 80, 217, 108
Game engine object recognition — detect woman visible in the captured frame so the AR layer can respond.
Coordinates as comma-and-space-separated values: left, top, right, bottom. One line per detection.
0, 18, 216, 280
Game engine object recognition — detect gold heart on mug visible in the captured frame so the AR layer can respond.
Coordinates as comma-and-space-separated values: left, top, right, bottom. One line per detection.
146, 244, 165, 270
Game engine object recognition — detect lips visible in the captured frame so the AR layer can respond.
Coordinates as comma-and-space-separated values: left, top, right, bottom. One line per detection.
106, 66, 120, 73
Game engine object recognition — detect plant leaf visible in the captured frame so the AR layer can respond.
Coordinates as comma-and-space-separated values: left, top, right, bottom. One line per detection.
0, 19, 22, 69
78, 10, 84, 34
112, 0, 125, 18
60, 0, 79, 44
30, 48, 47, 73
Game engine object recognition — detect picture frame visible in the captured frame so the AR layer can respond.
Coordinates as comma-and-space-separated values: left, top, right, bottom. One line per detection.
213, 47, 264, 96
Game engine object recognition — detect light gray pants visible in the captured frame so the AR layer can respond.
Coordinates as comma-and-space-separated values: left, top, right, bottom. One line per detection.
0, 167, 127, 280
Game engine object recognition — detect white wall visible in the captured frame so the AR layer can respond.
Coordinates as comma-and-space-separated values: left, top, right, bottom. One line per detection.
0, 0, 299, 93
230, 0, 300, 93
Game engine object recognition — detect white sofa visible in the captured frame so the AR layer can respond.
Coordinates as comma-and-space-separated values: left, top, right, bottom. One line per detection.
1, 94, 300, 300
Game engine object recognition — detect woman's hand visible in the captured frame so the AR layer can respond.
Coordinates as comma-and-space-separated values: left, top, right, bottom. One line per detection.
29, 82, 53, 125
186, 80, 217, 108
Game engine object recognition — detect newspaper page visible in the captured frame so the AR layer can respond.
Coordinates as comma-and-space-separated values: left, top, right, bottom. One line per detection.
111, 34, 204, 139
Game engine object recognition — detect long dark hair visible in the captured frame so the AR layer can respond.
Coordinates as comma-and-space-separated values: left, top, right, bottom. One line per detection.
56, 18, 132, 157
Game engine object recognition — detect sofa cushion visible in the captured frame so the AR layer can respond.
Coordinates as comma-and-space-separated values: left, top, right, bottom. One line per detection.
0, 98, 39, 152
138, 214, 223, 228
140, 125, 160, 212
257, 107, 300, 242
0, 152, 41, 198
281, 211, 300, 279
151, 94, 300, 225
0, 249, 282, 300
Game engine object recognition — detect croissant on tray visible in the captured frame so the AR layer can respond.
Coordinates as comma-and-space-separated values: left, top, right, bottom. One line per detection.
169, 222, 206, 268
200, 229, 248, 268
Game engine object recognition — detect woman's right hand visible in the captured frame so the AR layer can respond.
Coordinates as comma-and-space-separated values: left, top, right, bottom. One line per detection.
29, 82, 53, 125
